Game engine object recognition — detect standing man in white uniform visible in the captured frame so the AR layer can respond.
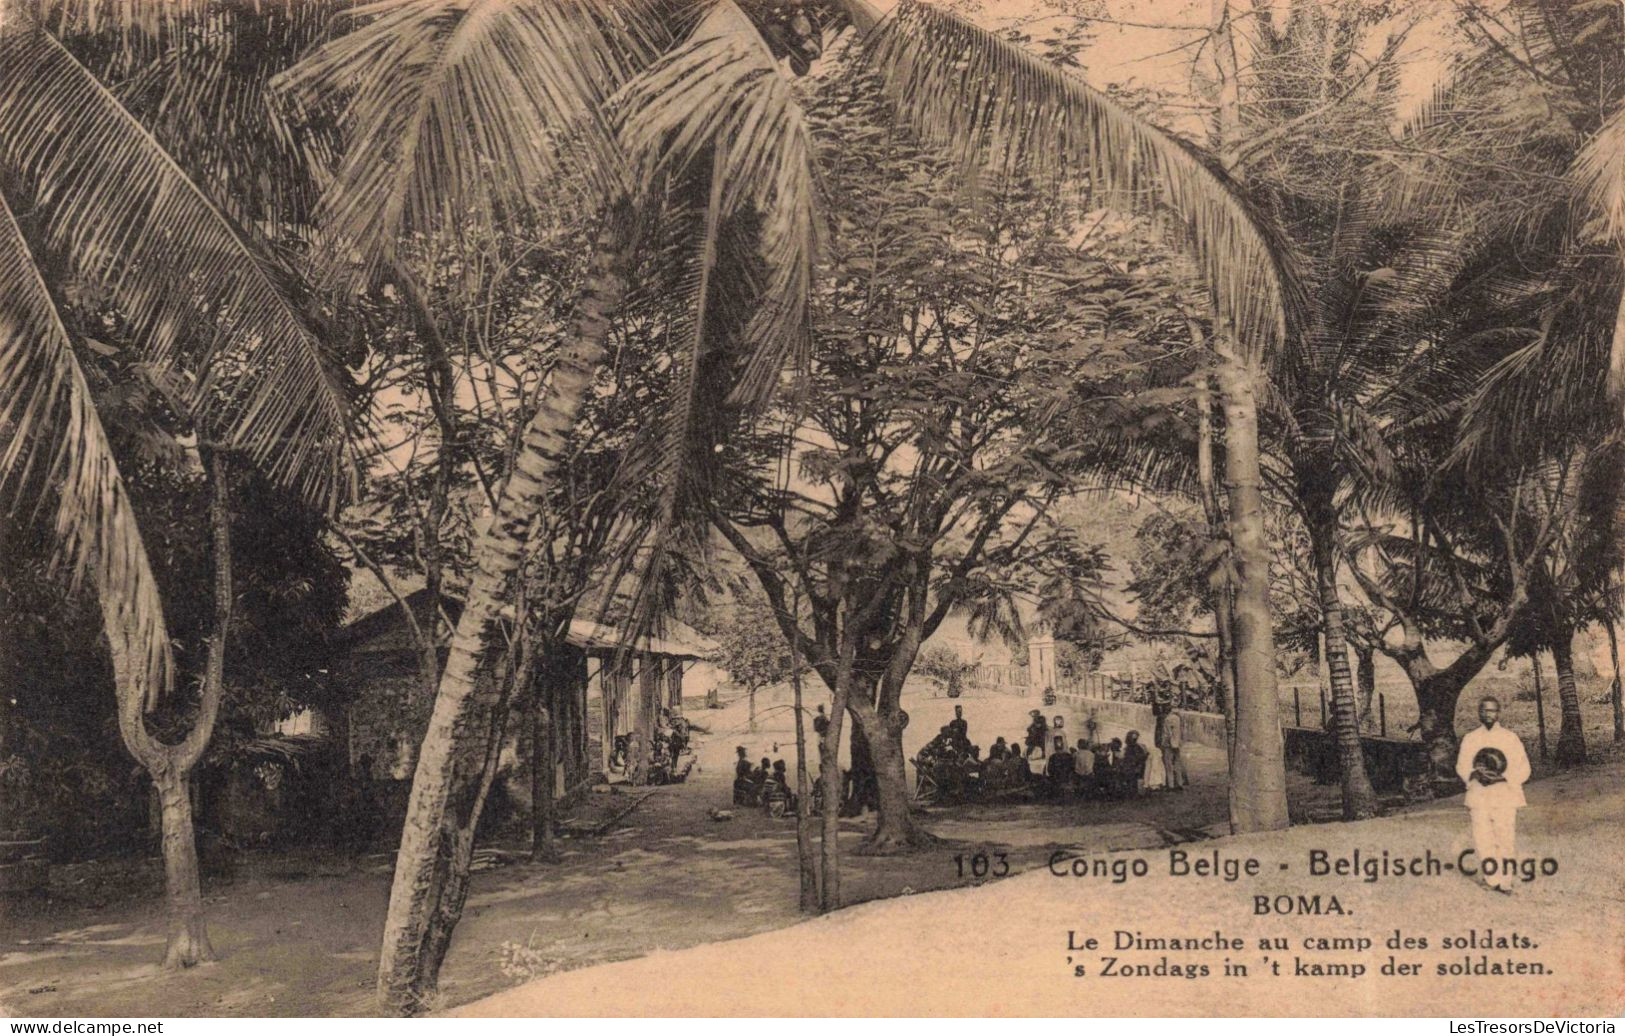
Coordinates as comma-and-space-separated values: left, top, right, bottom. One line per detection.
1454, 696, 1532, 894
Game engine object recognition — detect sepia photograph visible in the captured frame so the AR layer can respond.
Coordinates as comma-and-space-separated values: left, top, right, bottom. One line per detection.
0, 0, 1622, 1021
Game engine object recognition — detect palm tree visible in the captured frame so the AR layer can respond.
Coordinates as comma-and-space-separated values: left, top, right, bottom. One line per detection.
0, 11, 349, 965
283, 0, 1298, 1010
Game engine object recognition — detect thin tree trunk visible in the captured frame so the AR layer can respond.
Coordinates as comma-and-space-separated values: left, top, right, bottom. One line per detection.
531, 690, 559, 863
1214, 344, 1290, 833
1550, 628, 1588, 767
1533, 653, 1549, 762
376, 223, 627, 1015
817, 639, 853, 912
107, 450, 232, 969
1604, 611, 1624, 743
1308, 508, 1378, 819
789, 653, 818, 912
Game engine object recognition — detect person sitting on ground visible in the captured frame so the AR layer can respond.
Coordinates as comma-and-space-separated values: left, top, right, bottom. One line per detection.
983, 746, 1008, 790
762, 763, 792, 817
1044, 735, 1075, 799
1120, 731, 1149, 797
1073, 736, 1094, 785
988, 736, 1009, 762
1007, 744, 1033, 788
733, 746, 756, 805
1026, 711, 1049, 759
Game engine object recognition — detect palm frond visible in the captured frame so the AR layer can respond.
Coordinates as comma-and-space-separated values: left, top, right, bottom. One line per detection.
0, 18, 351, 506
276, 0, 665, 286
616, 0, 819, 405
0, 188, 172, 707
861, 0, 1300, 362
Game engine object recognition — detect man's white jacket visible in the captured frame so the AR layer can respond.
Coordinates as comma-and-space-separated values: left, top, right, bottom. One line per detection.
1454, 723, 1531, 810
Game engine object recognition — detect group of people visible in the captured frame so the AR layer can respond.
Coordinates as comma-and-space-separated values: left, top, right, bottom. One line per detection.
607, 709, 692, 785
732, 746, 808, 817
914, 698, 1192, 804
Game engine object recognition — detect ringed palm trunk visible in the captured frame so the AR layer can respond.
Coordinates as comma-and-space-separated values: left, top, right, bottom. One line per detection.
1306, 501, 1379, 819
1195, 372, 1238, 758
376, 226, 627, 1015
1549, 627, 1588, 767
1214, 346, 1290, 833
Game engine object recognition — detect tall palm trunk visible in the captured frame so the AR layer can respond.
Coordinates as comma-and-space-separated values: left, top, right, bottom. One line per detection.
1550, 627, 1588, 767
107, 450, 232, 969
1306, 501, 1378, 818
376, 224, 628, 1015
1195, 370, 1238, 757
1214, 345, 1291, 833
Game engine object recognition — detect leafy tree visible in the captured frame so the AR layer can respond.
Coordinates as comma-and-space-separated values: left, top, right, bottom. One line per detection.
714, 592, 795, 732
713, 60, 1195, 852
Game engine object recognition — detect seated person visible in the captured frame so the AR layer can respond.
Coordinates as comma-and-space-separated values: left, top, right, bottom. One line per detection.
1119, 731, 1149, 797
1044, 735, 1076, 798
762, 769, 792, 817
1073, 737, 1095, 782
987, 737, 1009, 762
1006, 746, 1033, 788
982, 750, 1008, 790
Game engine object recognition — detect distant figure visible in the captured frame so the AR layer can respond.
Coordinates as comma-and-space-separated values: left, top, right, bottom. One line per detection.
1455, 696, 1531, 894
1073, 737, 1094, 781
813, 704, 830, 743
1044, 735, 1075, 798
1156, 698, 1188, 791
1120, 731, 1149, 796
1025, 711, 1049, 759
733, 746, 756, 806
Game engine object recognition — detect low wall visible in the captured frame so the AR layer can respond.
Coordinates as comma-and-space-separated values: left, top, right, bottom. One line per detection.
1054, 691, 1228, 750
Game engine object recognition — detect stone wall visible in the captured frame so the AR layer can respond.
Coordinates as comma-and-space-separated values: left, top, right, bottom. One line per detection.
1054, 691, 1229, 750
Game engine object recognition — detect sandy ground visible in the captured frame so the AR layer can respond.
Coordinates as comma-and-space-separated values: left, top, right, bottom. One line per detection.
1, 682, 1616, 1017
454, 754, 1625, 1017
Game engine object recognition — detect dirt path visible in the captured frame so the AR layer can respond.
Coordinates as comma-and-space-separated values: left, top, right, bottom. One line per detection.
455, 757, 1625, 1017
0, 707, 1262, 1018
3, 682, 1599, 1018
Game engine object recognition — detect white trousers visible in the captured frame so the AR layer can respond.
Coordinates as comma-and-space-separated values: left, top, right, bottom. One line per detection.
1469, 806, 1518, 889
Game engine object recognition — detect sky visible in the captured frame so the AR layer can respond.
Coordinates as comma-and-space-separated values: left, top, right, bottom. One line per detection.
881, 0, 1465, 135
